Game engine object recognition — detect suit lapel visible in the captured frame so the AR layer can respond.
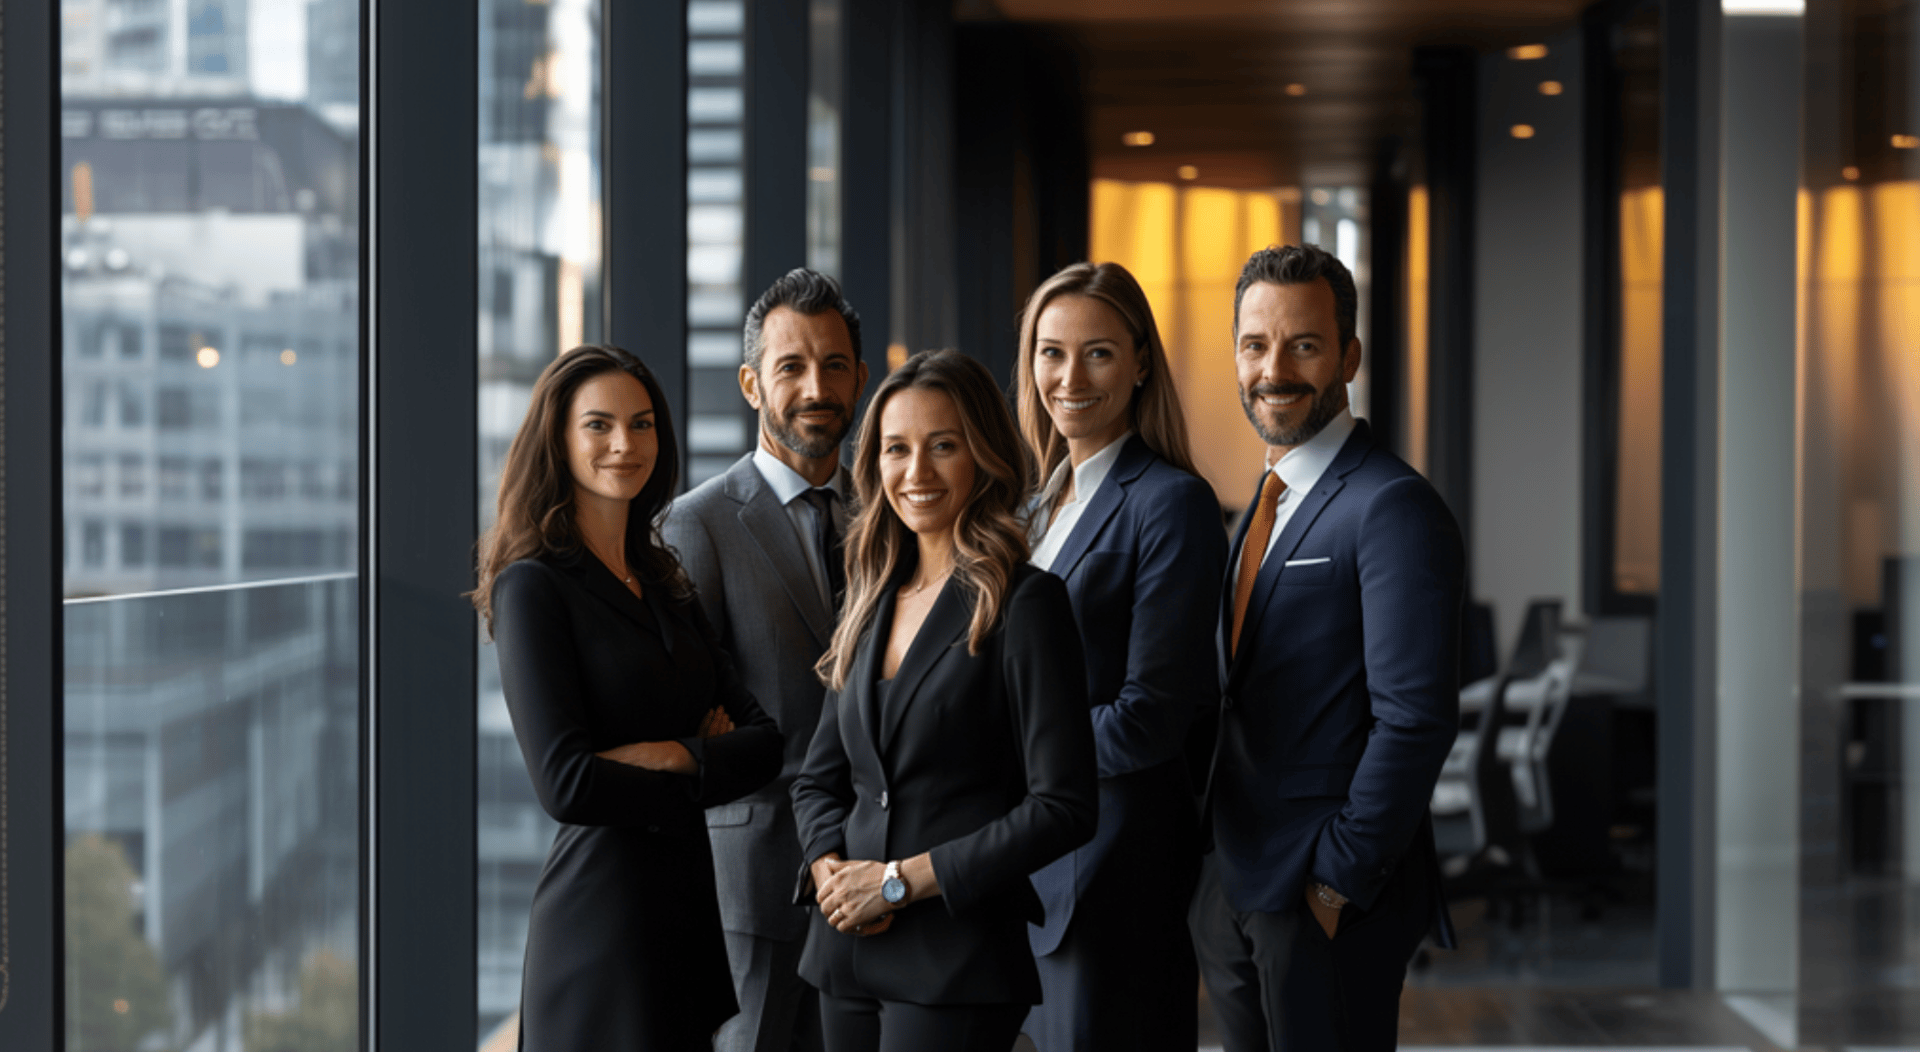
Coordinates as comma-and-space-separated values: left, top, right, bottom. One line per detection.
564, 551, 662, 638
727, 460, 835, 647
1227, 424, 1374, 684
878, 575, 971, 756
854, 587, 892, 757
1049, 436, 1151, 582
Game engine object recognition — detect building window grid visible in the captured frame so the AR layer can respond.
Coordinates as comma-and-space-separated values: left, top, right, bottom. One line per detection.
686, 0, 751, 486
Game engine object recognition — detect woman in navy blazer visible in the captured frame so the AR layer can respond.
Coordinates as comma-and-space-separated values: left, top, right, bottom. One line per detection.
1014, 263, 1229, 1052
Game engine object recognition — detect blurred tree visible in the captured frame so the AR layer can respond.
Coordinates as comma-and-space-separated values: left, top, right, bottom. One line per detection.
244, 949, 356, 1052
65, 834, 173, 1052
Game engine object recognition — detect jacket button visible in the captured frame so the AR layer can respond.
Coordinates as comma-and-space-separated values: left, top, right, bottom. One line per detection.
879, 791, 890, 810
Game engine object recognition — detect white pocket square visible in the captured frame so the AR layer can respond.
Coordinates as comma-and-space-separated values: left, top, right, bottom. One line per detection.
1284, 557, 1331, 567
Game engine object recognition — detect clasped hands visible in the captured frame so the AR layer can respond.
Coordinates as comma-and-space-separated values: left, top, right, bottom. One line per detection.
594, 706, 734, 775
808, 854, 893, 936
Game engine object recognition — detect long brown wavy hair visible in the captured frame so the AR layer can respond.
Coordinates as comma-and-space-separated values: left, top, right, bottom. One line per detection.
817, 350, 1034, 691
472, 344, 689, 635
1014, 261, 1200, 485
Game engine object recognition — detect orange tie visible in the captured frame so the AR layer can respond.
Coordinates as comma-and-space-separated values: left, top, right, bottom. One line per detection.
1230, 471, 1287, 657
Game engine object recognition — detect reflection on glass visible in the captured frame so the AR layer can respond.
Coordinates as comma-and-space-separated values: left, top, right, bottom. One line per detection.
1611, 4, 1662, 598
60, 2, 361, 1046
687, 0, 752, 485
476, 0, 603, 1042
808, 0, 843, 278
1800, 0, 1920, 1039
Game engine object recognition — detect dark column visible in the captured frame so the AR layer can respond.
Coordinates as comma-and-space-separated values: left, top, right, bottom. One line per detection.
374, 0, 479, 1045
606, 0, 690, 454
893, 0, 957, 354
0, 0, 62, 1045
1656, 0, 1721, 990
745, 0, 810, 299
842, 0, 895, 386
1412, 48, 1477, 543
1367, 137, 1409, 455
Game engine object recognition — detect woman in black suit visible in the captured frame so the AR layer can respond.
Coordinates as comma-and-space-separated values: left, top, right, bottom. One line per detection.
474, 344, 783, 1051
1014, 264, 1227, 1052
790, 349, 1098, 1052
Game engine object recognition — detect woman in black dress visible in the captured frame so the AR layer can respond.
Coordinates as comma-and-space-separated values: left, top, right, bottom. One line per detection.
790, 350, 1098, 1052
474, 344, 783, 1050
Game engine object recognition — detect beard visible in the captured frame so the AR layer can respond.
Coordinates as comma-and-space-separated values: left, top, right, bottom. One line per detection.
765, 398, 852, 460
1239, 375, 1346, 448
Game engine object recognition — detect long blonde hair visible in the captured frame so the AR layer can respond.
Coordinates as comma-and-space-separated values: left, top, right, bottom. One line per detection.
817, 350, 1034, 691
1014, 261, 1199, 483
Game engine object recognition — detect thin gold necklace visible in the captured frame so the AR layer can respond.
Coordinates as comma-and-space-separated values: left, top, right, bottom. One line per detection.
902, 566, 952, 597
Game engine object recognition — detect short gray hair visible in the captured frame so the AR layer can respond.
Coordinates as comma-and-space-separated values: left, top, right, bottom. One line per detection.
742, 267, 863, 370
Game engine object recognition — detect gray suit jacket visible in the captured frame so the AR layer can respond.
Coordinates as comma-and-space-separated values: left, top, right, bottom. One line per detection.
663, 453, 838, 942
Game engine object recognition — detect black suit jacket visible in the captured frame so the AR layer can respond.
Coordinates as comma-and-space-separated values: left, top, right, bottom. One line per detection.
790, 562, 1098, 1005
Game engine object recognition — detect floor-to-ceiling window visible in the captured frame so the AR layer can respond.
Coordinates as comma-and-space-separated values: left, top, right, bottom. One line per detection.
1799, 0, 1920, 1042
475, 0, 603, 1042
686, 0, 752, 485
59, 1, 363, 1048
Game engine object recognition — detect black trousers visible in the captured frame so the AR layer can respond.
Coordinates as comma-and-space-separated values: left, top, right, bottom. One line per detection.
818, 994, 1026, 1052
1188, 852, 1431, 1052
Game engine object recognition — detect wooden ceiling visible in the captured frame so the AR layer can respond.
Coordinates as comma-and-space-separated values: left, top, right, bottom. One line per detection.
983, 0, 1592, 187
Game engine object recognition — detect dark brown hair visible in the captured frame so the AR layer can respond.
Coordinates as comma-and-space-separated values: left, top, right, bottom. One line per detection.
1014, 261, 1200, 484
1233, 243, 1359, 351
817, 350, 1034, 690
472, 344, 688, 633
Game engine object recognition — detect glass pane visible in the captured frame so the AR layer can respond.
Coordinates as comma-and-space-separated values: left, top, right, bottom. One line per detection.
476, 0, 602, 1041
60, 0, 362, 1048
1800, 0, 1920, 1042
807, 0, 843, 278
1612, 5, 1662, 598
687, 0, 752, 487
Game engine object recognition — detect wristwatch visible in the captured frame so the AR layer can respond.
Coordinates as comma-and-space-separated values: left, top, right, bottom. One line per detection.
1312, 882, 1348, 909
881, 860, 909, 905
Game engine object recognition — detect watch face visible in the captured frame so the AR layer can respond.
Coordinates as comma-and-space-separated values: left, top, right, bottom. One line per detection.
882, 877, 907, 904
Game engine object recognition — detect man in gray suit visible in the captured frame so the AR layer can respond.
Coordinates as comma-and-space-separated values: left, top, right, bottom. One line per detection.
664, 267, 868, 1052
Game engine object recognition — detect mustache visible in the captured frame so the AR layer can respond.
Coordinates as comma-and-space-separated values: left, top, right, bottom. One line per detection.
784, 399, 848, 420
1247, 382, 1318, 400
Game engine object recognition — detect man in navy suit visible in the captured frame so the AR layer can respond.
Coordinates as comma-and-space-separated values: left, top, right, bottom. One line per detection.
1191, 244, 1462, 1051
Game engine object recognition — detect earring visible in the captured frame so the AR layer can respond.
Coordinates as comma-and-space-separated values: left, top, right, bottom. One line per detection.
1135, 379, 1145, 388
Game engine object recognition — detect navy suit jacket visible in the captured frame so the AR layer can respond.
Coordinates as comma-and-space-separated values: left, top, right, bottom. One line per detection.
1206, 420, 1461, 944
1028, 436, 1228, 955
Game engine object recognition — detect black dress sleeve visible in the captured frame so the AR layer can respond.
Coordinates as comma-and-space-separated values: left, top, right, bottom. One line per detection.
928, 571, 1098, 915
494, 559, 689, 828
788, 682, 853, 904
676, 594, 784, 808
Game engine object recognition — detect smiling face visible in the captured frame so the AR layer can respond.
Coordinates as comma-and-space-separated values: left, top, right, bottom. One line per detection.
1032, 294, 1144, 455
1234, 278, 1360, 455
877, 386, 977, 539
741, 305, 867, 463
565, 369, 657, 511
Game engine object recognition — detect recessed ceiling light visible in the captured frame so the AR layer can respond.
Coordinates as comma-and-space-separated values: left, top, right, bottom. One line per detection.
1177, 165, 1199, 180
1508, 44, 1549, 60
1511, 124, 1537, 139
1123, 130, 1155, 147
1539, 80, 1564, 96
1893, 134, 1919, 149
1285, 83, 1307, 97
1842, 165, 1861, 181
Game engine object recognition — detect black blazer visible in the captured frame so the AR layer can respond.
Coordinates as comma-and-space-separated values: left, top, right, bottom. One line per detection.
790, 562, 1098, 1006
493, 552, 784, 1049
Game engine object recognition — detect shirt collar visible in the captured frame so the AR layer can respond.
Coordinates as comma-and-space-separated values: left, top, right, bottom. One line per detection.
752, 445, 846, 506
1040, 430, 1133, 506
1271, 409, 1355, 496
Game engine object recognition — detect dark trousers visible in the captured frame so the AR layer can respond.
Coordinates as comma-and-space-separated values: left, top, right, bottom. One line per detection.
716, 930, 824, 1052
818, 993, 1026, 1052
1188, 852, 1431, 1052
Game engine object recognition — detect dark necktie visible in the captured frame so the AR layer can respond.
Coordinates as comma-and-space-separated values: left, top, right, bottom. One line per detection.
799, 488, 845, 610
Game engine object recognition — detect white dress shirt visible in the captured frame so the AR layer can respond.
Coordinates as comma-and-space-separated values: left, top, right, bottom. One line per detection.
752, 446, 849, 605
1029, 431, 1133, 572
1231, 409, 1357, 583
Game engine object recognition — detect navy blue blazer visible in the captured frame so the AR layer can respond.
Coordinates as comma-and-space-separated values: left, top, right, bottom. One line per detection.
1029, 436, 1228, 955
1206, 419, 1461, 943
